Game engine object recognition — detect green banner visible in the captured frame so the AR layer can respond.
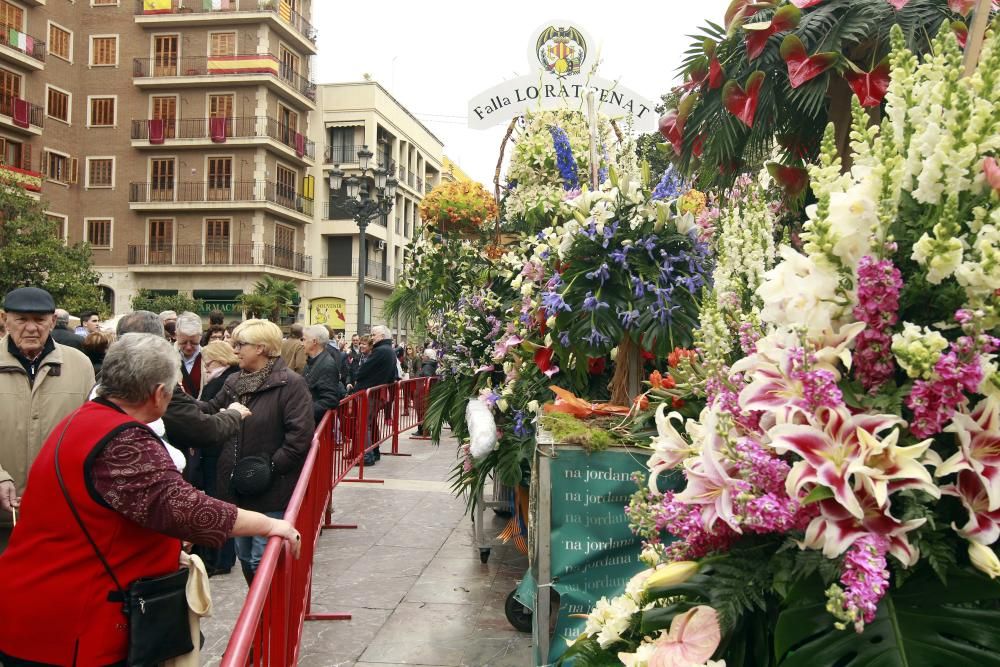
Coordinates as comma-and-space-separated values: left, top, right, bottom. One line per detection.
542, 447, 649, 664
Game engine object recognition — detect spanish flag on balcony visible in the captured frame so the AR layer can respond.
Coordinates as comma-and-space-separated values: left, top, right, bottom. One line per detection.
143, 0, 172, 14
207, 54, 278, 75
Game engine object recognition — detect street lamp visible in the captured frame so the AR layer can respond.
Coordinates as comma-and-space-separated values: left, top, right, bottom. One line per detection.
328, 144, 397, 334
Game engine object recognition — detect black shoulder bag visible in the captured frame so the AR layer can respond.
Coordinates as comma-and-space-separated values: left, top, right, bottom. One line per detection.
54, 413, 193, 666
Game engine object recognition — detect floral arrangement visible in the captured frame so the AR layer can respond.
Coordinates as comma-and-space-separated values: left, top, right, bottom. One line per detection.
503, 109, 618, 227
568, 24, 1000, 666
418, 180, 498, 235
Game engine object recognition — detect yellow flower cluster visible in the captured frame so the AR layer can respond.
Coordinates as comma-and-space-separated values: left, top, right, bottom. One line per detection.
679, 189, 707, 216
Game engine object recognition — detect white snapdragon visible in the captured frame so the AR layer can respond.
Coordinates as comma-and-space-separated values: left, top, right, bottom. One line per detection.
911, 232, 964, 284
954, 224, 1000, 297
891, 323, 949, 380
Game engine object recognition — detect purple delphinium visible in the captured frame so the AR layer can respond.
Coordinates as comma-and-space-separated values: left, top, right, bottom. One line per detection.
651, 166, 686, 201
617, 307, 640, 329
584, 327, 610, 347
581, 291, 610, 312
540, 290, 572, 313
585, 263, 611, 285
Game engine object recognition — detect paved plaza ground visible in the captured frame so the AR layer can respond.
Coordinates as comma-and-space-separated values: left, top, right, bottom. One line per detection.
202, 430, 533, 666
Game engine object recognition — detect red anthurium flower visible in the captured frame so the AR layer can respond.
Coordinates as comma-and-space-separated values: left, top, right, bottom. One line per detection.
767, 162, 810, 197
887, 0, 909, 8
535, 307, 548, 335
534, 346, 559, 378
953, 20, 969, 48
724, 0, 775, 29
780, 35, 839, 88
778, 133, 811, 160
723, 71, 765, 127
790, 0, 824, 6
844, 57, 891, 107
587, 357, 607, 375
949, 0, 977, 13
709, 56, 724, 89
641, 349, 656, 361
983, 157, 1000, 192
692, 134, 706, 158
743, 5, 801, 60
658, 110, 682, 152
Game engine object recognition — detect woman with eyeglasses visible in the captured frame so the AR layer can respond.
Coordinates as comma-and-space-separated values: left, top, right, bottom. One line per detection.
201, 319, 313, 584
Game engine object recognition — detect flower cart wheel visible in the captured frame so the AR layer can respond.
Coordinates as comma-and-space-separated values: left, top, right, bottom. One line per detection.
479, 547, 491, 563
504, 590, 533, 633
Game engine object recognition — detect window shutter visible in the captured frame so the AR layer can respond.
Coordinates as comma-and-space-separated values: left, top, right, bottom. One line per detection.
40, 149, 49, 176
69, 157, 78, 184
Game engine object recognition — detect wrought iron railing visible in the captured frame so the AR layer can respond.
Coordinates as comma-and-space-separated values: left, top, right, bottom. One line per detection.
0, 27, 45, 62
0, 94, 44, 128
132, 54, 317, 101
130, 115, 314, 158
127, 242, 311, 273
134, 0, 317, 44
128, 179, 314, 216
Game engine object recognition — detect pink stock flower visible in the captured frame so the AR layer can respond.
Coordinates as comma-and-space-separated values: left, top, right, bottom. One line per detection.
942, 470, 1000, 545
827, 534, 891, 633
769, 407, 903, 519
647, 606, 722, 667
907, 335, 994, 438
802, 483, 925, 565
656, 492, 740, 560
853, 257, 902, 392
938, 397, 1000, 511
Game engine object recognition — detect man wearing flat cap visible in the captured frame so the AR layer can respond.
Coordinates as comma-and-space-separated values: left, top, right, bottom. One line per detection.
0, 287, 95, 550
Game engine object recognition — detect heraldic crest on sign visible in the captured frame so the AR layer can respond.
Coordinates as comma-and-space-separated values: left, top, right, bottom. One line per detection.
536, 25, 586, 77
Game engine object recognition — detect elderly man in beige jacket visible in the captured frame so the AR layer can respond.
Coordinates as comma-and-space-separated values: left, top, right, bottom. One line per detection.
0, 287, 95, 550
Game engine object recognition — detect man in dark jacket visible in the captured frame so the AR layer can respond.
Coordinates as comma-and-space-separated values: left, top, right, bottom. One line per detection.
352, 325, 398, 465
117, 311, 248, 461
50, 309, 83, 350
302, 325, 346, 423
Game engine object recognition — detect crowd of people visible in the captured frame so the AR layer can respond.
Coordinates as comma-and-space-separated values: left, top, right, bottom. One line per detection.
0, 286, 437, 666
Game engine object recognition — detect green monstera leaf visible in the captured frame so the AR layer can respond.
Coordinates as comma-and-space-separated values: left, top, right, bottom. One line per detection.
775, 568, 1000, 666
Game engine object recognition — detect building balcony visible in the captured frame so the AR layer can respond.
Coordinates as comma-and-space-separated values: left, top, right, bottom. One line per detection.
132, 55, 316, 108
0, 27, 45, 70
319, 259, 394, 286
134, 0, 317, 53
131, 115, 314, 161
127, 242, 311, 275
128, 180, 313, 221
323, 143, 359, 165
0, 95, 43, 135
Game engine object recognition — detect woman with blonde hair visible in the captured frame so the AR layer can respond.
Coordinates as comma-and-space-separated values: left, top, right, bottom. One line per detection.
201, 319, 313, 583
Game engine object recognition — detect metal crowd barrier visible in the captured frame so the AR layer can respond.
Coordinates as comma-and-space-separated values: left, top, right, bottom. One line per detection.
221, 376, 436, 665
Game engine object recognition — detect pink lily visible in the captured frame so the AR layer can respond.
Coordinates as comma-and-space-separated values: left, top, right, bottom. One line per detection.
675, 442, 742, 532
887, 0, 910, 8
769, 406, 902, 519
648, 606, 722, 667
942, 470, 1000, 545
856, 427, 940, 507
492, 334, 523, 360
938, 396, 1000, 511
802, 483, 925, 565
520, 260, 545, 282
948, 0, 976, 14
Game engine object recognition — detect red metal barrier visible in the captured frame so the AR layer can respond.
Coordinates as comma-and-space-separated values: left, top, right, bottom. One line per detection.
221, 377, 438, 666
221, 410, 348, 667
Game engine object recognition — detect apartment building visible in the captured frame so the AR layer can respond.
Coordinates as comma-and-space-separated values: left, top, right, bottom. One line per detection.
306, 81, 443, 338
0, 0, 317, 317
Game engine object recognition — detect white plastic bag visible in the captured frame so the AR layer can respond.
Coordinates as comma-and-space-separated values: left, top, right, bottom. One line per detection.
466, 399, 498, 460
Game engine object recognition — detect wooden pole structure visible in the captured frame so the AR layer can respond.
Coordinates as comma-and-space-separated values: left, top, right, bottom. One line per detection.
586, 89, 599, 190
962, 0, 993, 77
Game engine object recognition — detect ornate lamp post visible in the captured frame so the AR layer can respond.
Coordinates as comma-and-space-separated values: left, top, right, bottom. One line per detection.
328, 144, 397, 334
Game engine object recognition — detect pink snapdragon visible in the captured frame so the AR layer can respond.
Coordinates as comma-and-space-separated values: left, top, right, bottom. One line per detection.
852, 256, 902, 392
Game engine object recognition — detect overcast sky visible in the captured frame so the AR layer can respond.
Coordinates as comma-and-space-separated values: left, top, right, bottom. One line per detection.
312, 1, 732, 186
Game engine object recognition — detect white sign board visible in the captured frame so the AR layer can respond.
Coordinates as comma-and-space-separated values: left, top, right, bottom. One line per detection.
467, 21, 658, 132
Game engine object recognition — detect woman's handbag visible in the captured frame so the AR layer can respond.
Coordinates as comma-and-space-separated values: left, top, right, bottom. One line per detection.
230, 454, 273, 496
53, 413, 193, 666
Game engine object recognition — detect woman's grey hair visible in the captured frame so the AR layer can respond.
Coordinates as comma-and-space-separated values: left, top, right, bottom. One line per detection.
175, 312, 202, 337
304, 324, 330, 346
96, 333, 181, 403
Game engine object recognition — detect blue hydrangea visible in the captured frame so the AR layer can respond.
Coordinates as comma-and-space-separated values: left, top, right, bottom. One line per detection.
548, 125, 580, 191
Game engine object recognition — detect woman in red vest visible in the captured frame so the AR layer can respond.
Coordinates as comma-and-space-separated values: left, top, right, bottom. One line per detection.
0, 332, 301, 666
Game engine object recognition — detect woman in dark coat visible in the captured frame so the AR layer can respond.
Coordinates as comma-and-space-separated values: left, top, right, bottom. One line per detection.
203, 319, 314, 584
